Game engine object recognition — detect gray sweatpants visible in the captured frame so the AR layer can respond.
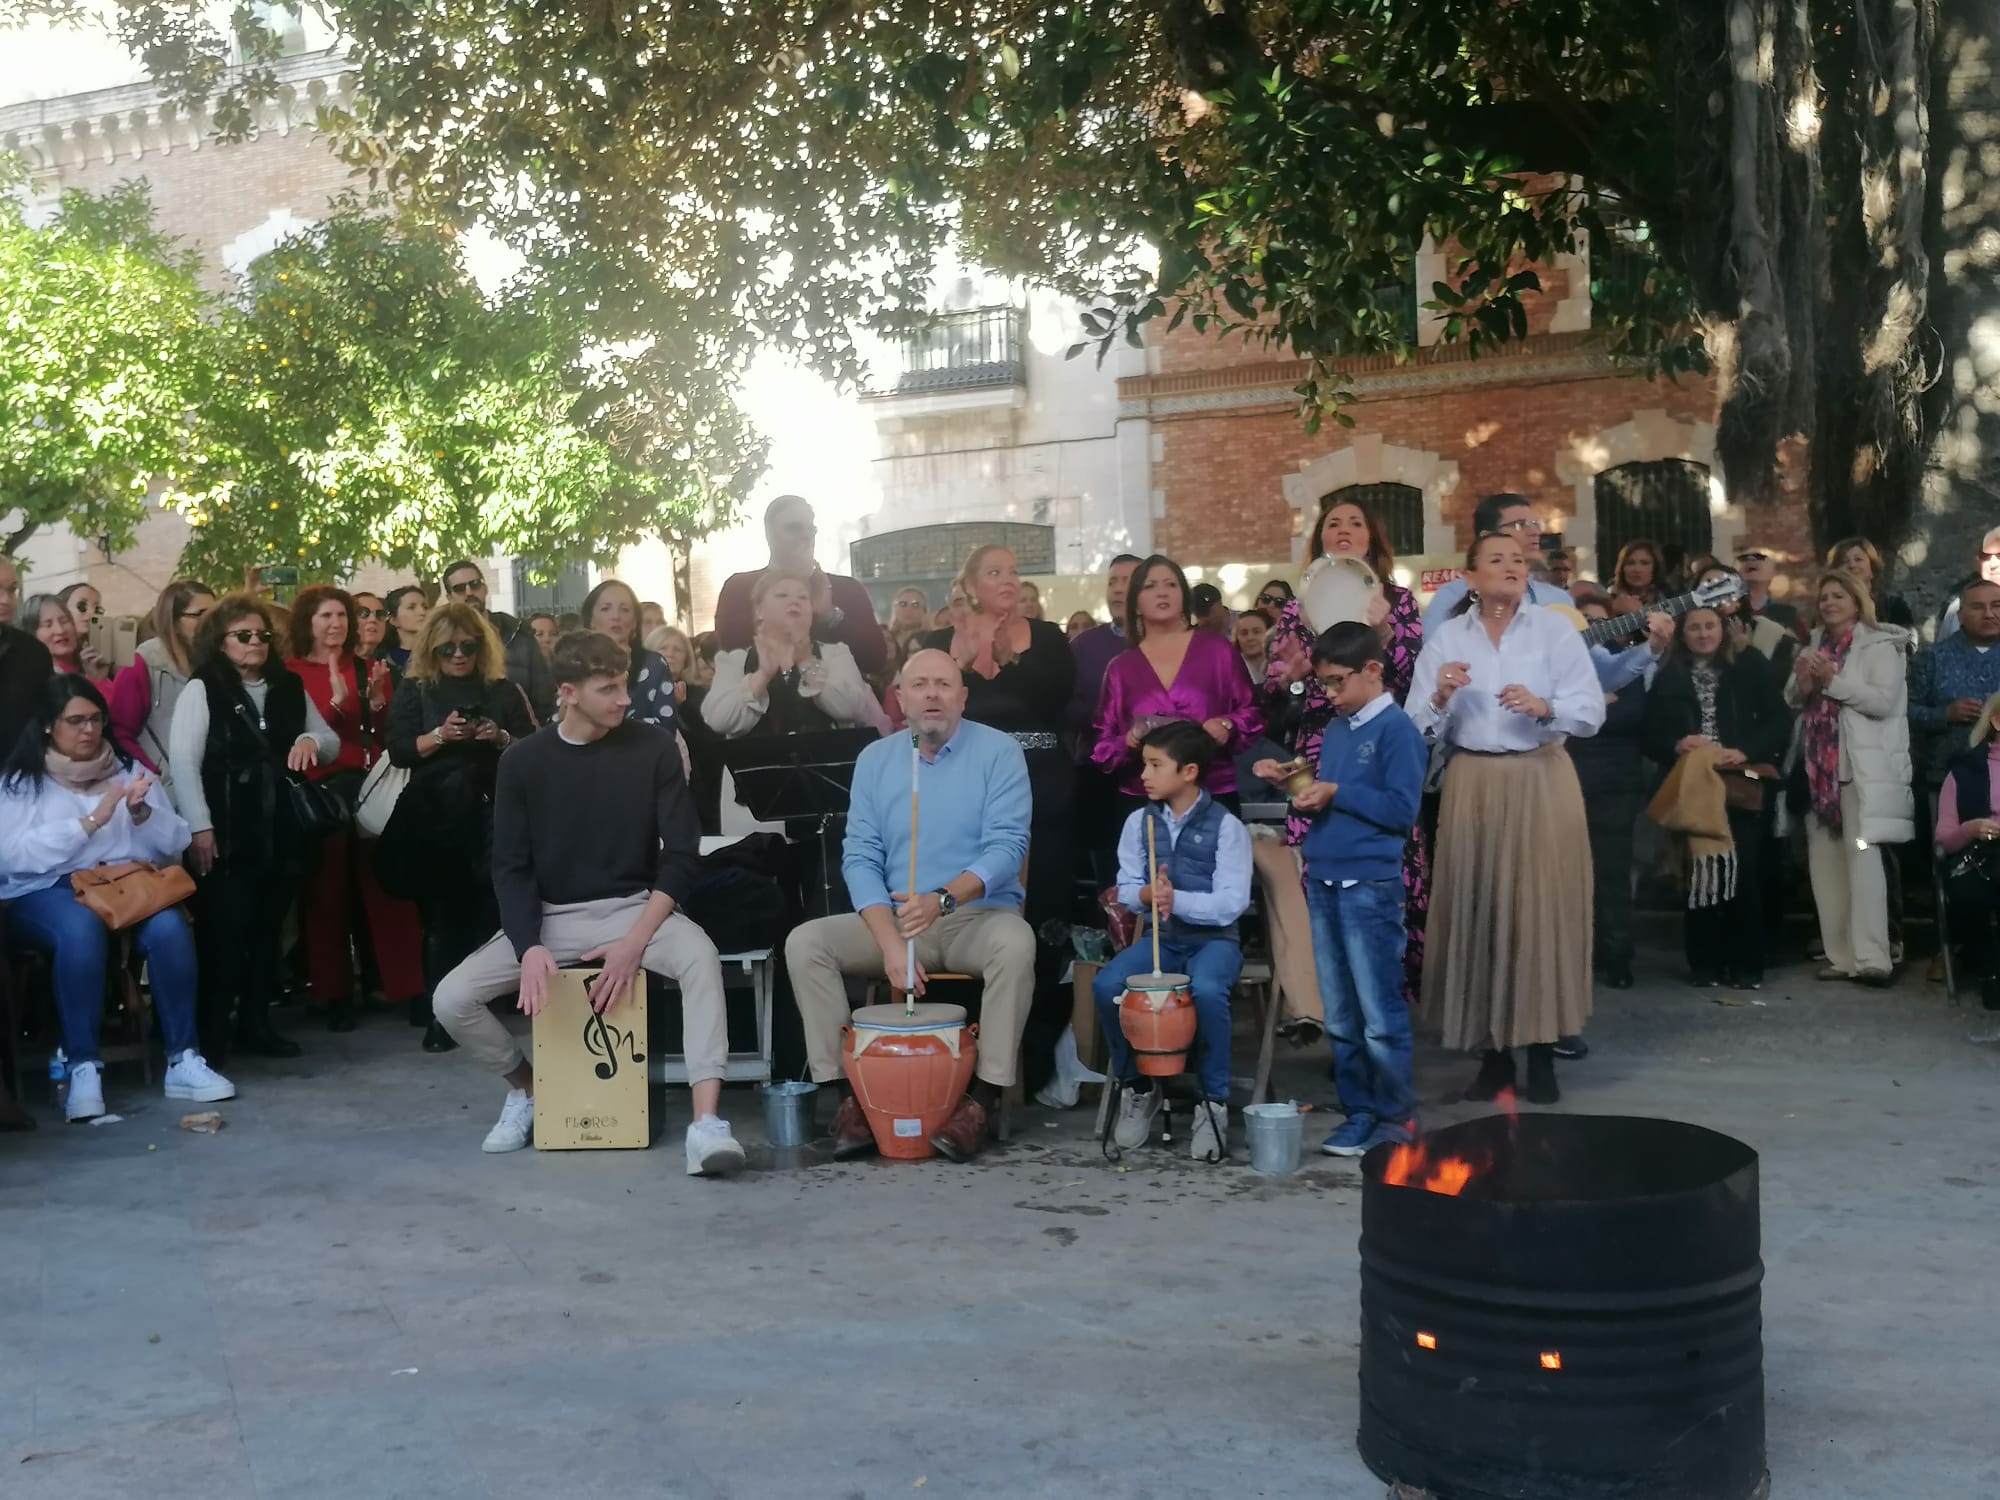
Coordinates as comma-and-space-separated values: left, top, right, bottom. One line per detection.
433, 895, 728, 1081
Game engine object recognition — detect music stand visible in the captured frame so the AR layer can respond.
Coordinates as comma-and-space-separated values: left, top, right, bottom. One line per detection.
722, 729, 879, 911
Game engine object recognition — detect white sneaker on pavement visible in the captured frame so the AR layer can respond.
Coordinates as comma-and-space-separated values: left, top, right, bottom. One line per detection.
164, 1051, 236, 1103
685, 1115, 746, 1177
482, 1089, 534, 1153
1112, 1084, 1161, 1150
65, 1060, 104, 1123
1189, 1099, 1227, 1163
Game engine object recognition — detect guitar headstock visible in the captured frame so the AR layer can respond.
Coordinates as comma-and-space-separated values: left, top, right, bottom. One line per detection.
1689, 572, 1748, 611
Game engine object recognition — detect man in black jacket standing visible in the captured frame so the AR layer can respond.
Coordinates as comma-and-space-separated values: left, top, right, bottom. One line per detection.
430, 630, 744, 1175
438, 559, 557, 721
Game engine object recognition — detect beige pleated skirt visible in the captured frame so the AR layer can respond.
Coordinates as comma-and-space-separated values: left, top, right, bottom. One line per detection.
1421, 742, 1593, 1052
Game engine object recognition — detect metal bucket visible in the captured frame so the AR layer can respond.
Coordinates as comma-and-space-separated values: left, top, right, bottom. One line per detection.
1243, 1101, 1304, 1176
760, 1081, 819, 1148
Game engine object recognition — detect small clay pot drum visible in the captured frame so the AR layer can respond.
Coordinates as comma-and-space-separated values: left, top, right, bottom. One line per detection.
1118, 972, 1196, 1077
842, 1002, 978, 1160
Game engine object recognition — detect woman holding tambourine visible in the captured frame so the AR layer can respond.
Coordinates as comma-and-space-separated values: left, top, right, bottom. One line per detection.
1252, 495, 1426, 1034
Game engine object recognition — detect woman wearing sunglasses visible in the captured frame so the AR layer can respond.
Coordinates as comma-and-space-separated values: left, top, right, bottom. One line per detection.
379, 602, 537, 1051
168, 594, 338, 1061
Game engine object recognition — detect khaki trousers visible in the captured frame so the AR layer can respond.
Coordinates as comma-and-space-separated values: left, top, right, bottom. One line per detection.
434, 895, 729, 1081
1805, 783, 1893, 976
784, 906, 1036, 1087
1251, 838, 1324, 1024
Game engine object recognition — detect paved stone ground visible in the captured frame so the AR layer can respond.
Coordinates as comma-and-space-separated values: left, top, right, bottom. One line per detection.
2, 950, 1996, 1500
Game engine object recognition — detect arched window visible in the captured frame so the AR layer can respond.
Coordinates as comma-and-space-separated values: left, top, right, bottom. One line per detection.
1594, 460, 1712, 577
1321, 482, 1424, 559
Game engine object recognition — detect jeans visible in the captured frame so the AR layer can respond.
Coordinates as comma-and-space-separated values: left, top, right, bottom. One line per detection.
1091, 933, 1241, 1102
5, 883, 198, 1065
1305, 877, 1413, 1125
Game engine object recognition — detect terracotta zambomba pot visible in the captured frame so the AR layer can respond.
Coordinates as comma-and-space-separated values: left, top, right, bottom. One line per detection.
1119, 972, 1196, 1077
842, 1002, 978, 1160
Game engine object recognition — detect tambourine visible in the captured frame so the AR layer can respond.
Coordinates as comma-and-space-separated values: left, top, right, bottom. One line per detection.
1301, 553, 1381, 633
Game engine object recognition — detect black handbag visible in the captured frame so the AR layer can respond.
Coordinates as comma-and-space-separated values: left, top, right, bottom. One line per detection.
289, 767, 362, 838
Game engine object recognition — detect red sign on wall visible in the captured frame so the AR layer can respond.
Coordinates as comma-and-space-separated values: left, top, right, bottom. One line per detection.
1419, 568, 1462, 594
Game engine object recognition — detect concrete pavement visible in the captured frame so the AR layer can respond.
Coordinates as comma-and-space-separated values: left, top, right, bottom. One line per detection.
2, 953, 1996, 1499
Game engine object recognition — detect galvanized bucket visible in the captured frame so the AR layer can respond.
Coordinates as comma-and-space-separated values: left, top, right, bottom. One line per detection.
760, 1080, 819, 1148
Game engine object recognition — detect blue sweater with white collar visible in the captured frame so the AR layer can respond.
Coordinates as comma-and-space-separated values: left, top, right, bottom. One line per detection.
1300, 697, 1427, 884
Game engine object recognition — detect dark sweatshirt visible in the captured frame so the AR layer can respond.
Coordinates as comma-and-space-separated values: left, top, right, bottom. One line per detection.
490, 719, 700, 956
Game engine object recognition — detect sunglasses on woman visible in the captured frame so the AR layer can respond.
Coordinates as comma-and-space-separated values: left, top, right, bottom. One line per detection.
1255, 592, 1287, 607
355, 607, 388, 620
227, 629, 274, 645
434, 640, 480, 659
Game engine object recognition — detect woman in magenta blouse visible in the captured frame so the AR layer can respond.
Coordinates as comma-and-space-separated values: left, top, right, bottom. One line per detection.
1091, 554, 1262, 811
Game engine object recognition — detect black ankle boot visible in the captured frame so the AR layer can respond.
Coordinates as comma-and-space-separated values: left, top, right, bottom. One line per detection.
407, 996, 432, 1028
422, 1020, 457, 1053
1464, 1049, 1516, 1101
1524, 1044, 1560, 1105
326, 998, 358, 1033
236, 1003, 303, 1059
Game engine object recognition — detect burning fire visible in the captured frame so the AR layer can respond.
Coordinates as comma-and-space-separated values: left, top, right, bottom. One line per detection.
1382, 1141, 1477, 1196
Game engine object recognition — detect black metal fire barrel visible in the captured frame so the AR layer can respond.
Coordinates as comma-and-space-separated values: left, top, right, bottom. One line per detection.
1357, 1114, 1766, 1500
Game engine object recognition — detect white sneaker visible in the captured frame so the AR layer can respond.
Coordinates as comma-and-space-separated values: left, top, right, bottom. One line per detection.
1112, 1084, 1161, 1150
164, 1051, 236, 1103
65, 1060, 104, 1123
482, 1089, 534, 1153
1189, 1099, 1227, 1163
685, 1116, 746, 1177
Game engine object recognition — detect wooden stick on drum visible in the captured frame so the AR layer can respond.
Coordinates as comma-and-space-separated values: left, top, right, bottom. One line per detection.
906, 732, 921, 1016
1147, 815, 1162, 977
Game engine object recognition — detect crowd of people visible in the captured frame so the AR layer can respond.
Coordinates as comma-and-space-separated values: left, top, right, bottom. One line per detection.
2, 494, 1995, 1155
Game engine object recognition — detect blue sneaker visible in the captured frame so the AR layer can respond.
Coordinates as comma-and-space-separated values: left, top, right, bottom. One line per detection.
1362, 1118, 1418, 1151
1321, 1113, 1377, 1157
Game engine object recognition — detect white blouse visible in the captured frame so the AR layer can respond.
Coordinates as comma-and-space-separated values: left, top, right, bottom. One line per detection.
702, 641, 880, 738
1407, 601, 1606, 753
0, 773, 191, 901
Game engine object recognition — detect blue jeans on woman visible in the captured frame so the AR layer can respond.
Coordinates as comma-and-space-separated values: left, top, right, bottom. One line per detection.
1092, 934, 1243, 1102
1306, 877, 1414, 1126
5, 884, 198, 1066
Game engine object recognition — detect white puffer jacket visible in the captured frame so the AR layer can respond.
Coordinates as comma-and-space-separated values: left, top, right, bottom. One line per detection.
1786, 621, 1914, 844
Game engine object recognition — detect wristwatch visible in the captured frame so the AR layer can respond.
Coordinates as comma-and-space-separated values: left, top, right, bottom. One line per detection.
934, 887, 957, 916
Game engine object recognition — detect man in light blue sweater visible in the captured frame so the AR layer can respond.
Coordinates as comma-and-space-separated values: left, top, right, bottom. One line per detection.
1290, 623, 1429, 1156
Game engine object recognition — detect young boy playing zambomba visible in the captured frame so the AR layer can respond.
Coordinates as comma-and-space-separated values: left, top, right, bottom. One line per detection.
1289, 622, 1429, 1156
1092, 720, 1252, 1163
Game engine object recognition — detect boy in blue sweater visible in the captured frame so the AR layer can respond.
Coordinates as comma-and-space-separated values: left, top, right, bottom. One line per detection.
1290, 623, 1429, 1156
1091, 720, 1252, 1163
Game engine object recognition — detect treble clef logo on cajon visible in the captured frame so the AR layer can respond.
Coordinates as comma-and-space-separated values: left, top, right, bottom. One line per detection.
582, 1006, 647, 1081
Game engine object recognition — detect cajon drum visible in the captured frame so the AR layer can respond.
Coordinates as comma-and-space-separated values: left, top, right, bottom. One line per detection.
530, 969, 650, 1149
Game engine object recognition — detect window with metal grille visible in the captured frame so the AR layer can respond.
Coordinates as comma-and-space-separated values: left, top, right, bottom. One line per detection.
1594, 460, 1712, 575
512, 559, 592, 614
1321, 482, 1424, 559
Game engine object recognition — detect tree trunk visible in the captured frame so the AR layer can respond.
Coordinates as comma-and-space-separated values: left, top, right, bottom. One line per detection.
1903, 0, 2000, 620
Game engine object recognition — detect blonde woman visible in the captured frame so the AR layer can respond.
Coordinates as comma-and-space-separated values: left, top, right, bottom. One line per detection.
920, 544, 1079, 1094
383, 602, 537, 1049
1826, 535, 1916, 630
1786, 568, 1913, 983
106, 578, 214, 802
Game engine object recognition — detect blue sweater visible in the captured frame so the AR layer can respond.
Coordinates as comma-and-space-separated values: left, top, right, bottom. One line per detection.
1300, 697, 1428, 884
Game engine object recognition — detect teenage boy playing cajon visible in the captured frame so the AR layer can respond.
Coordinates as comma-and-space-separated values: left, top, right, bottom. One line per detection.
1092, 720, 1252, 1162
1283, 622, 1429, 1155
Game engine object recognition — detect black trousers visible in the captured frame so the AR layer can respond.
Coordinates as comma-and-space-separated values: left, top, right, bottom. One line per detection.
194, 861, 291, 1059
1019, 749, 1078, 1098
416, 881, 500, 996
1685, 806, 1770, 981
1584, 786, 1644, 972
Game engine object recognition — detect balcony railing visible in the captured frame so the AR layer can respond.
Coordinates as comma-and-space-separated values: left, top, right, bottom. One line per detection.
869, 305, 1025, 396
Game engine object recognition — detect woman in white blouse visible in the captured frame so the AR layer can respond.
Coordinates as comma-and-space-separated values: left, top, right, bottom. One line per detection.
1408, 530, 1605, 1105
702, 568, 883, 738
0, 675, 234, 1121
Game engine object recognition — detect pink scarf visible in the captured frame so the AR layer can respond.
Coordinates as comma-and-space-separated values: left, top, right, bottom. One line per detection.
44, 744, 121, 796
1801, 631, 1854, 829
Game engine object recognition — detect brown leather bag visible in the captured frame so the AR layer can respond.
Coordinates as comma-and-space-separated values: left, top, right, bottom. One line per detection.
70, 861, 196, 931
1719, 763, 1783, 814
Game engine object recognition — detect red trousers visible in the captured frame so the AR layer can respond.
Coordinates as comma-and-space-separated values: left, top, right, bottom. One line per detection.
302, 829, 426, 1004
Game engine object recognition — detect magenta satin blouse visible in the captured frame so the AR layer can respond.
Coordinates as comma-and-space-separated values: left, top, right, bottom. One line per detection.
1090, 627, 1263, 796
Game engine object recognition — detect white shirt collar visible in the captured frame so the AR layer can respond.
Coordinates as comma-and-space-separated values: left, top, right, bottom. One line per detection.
1346, 693, 1393, 728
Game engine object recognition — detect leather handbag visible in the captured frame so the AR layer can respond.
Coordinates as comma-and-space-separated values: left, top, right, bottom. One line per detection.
355, 755, 409, 838
71, 861, 196, 931
288, 768, 361, 838
1719, 763, 1782, 813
